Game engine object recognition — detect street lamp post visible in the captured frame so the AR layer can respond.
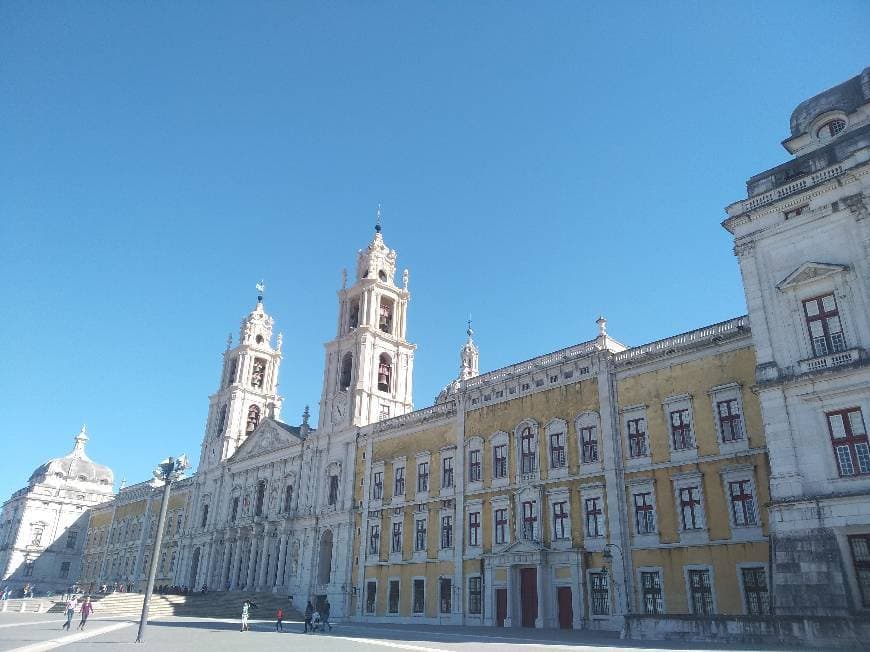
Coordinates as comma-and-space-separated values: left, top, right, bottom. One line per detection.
602, 543, 630, 639
135, 455, 189, 644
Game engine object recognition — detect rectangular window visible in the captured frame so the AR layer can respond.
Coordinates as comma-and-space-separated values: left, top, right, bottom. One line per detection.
283, 485, 293, 513
688, 569, 714, 614
439, 577, 452, 613
365, 581, 377, 614
520, 428, 536, 474
467, 511, 481, 546
742, 567, 769, 615
372, 471, 384, 500
590, 572, 609, 615
493, 444, 508, 478
231, 497, 239, 522
468, 577, 482, 614
394, 467, 405, 495
717, 399, 744, 443
804, 294, 846, 357
670, 409, 694, 450
328, 475, 340, 506
66, 530, 78, 550
468, 450, 481, 483
59, 561, 71, 579
827, 408, 870, 476
417, 462, 429, 492
442, 457, 454, 488
627, 418, 648, 457
391, 522, 403, 554
440, 515, 453, 548
550, 431, 566, 468
641, 571, 664, 614
552, 501, 569, 540
728, 480, 757, 526
522, 500, 538, 541
634, 492, 656, 534
584, 497, 603, 537
495, 508, 508, 545
679, 486, 704, 530
368, 524, 380, 555
415, 519, 427, 551
380, 404, 391, 420
581, 426, 599, 463
388, 579, 400, 614
413, 579, 425, 614
848, 534, 870, 607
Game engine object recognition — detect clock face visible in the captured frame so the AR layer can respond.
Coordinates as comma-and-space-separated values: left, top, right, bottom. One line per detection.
332, 393, 347, 425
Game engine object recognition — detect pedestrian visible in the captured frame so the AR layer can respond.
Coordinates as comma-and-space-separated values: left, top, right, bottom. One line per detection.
303, 600, 314, 633
61, 598, 76, 630
322, 598, 332, 632
275, 607, 284, 632
78, 597, 93, 630
240, 600, 250, 632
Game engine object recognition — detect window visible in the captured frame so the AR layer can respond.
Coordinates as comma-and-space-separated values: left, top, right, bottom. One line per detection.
552, 501, 569, 540
584, 497, 604, 537
378, 354, 392, 392
225, 358, 238, 388
169, 549, 177, 572
442, 457, 454, 488
468, 450, 481, 483
379, 299, 394, 334
215, 405, 227, 436
641, 571, 664, 614
581, 427, 599, 463
440, 515, 453, 548
827, 408, 870, 476
440, 577, 452, 613
688, 569, 714, 614
848, 534, 870, 607
817, 118, 846, 140
328, 475, 340, 505
717, 399, 744, 443
283, 485, 293, 513
66, 530, 79, 550
230, 496, 239, 522
380, 404, 390, 420
251, 358, 266, 388
627, 417, 647, 457
494, 508, 508, 545
255, 480, 266, 516
394, 467, 405, 495
550, 430, 566, 468
388, 579, 400, 613
200, 505, 209, 528
670, 409, 693, 450
246, 404, 261, 433
590, 572, 609, 615
520, 426, 536, 474
365, 581, 377, 614
368, 524, 380, 555
634, 492, 656, 534
804, 294, 846, 357
59, 561, 71, 579
415, 519, 427, 551
417, 462, 429, 493
468, 577, 482, 614
411, 579, 425, 614
372, 471, 384, 500
742, 567, 769, 615
468, 511, 480, 546
493, 444, 507, 479
679, 486, 704, 530
391, 522, 403, 554
522, 501, 538, 541
348, 299, 360, 330
340, 353, 353, 390
728, 480, 757, 526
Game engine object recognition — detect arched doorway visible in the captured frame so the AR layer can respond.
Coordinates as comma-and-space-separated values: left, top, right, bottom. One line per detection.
317, 530, 333, 585
189, 547, 201, 589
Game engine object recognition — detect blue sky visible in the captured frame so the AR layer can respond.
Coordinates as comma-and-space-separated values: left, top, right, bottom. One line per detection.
1, 2, 868, 499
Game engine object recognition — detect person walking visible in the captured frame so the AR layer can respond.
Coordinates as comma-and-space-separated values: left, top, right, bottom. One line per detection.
61, 598, 76, 630
322, 599, 332, 632
77, 597, 93, 630
303, 600, 314, 633
275, 607, 284, 632
240, 600, 250, 632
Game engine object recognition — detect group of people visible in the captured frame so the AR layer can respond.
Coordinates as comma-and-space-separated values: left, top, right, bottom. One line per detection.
2, 584, 37, 599
61, 596, 94, 631
155, 584, 192, 595
239, 597, 332, 634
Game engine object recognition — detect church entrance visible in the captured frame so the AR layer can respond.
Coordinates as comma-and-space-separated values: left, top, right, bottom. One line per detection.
188, 547, 200, 589
495, 588, 507, 627
519, 567, 537, 628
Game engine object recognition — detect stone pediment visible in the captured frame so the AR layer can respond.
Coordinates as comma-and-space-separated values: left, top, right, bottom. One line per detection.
776, 262, 849, 291
231, 418, 303, 461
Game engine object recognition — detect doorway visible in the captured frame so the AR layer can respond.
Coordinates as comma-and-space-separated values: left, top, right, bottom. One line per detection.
557, 586, 573, 629
495, 588, 507, 626
519, 567, 537, 628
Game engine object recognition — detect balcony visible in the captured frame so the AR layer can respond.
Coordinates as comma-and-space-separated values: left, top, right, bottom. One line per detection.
798, 348, 863, 375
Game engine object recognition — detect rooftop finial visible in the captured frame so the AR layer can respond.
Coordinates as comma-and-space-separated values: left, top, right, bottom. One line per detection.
256, 280, 265, 303
302, 405, 310, 427
597, 315, 607, 339
72, 424, 89, 457
375, 203, 382, 234
466, 315, 474, 340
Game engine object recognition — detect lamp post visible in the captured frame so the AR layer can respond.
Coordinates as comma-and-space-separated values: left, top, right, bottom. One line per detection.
602, 543, 630, 639
135, 455, 189, 643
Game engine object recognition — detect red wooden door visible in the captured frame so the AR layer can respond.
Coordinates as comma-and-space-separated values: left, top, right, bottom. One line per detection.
495, 588, 507, 627
519, 568, 537, 628
557, 586, 573, 629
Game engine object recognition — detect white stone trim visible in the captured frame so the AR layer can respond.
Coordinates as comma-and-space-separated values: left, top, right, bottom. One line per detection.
709, 382, 749, 455
671, 472, 708, 545
635, 566, 666, 615
735, 562, 770, 615
545, 418, 569, 479
662, 394, 698, 463
719, 465, 763, 541
683, 564, 717, 615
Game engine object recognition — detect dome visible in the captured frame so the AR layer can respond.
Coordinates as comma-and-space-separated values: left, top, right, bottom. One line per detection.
28, 426, 114, 487
789, 67, 870, 138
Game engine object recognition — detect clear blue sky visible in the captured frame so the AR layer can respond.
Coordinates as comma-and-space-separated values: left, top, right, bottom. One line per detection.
1, 2, 868, 499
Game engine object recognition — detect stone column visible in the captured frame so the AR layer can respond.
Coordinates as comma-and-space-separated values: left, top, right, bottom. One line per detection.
483, 560, 494, 626
257, 531, 271, 589
275, 533, 287, 589
229, 536, 243, 590
570, 551, 584, 629
535, 562, 544, 628
503, 566, 514, 627
245, 531, 260, 589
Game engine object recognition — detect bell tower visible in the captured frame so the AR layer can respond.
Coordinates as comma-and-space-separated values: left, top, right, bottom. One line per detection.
199, 285, 284, 469
319, 216, 416, 431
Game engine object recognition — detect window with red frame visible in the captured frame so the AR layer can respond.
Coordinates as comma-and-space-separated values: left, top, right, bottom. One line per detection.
584, 497, 603, 537
493, 444, 508, 478
549, 430, 566, 468
679, 486, 704, 530
521, 500, 537, 541
627, 418, 647, 457
494, 508, 508, 544
468, 450, 481, 483
717, 399, 744, 443
827, 408, 870, 476
581, 426, 599, 463
670, 409, 693, 450
848, 534, 870, 607
634, 492, 656, 534
552, 501, 569, 540
728, 480, 757, 526
468, 511, 480, 546
520, 427, 536, 474
804, 294, 847, 357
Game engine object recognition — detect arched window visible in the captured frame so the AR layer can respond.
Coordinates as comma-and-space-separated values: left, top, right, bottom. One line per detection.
318, 530, 334, 585
348, 299, 360, 330
254, 480, 266, 517
226, 358, 238, 388
378, 353, 392, 392
379, 299, 394, 334
817, 118, 846, 140
251, 358, 266, 389
340, 353, 353, 390
283, 484, 293, 513
519, 425, 537, 474
246, 405, 261, 433
215, 405, 227, 437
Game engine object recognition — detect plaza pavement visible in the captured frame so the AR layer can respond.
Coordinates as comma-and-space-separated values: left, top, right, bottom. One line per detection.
0, 611, 842, 652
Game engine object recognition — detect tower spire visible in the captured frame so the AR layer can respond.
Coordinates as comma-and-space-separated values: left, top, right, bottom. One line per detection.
72, 424, 89, 458
375, 203, 382, 234
460, 316, 479, 380
256, 279, 265, 304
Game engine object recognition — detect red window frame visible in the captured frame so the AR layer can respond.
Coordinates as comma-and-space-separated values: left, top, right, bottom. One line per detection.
670, 409, 693, 450
520, 427, 536, 474
627, 417, 647, 457
633, 492, 655, 534
440, 515, 453, 548
581, 426, 599, 463
689, 569, 714, 614
742, 567, 769, 614
552, 501, 569, 539
468, 511, 480, 546
728, 480, 757, 526
679, 486, 703, 530
522, 500, 537, 540
369, 524, 380, 555
468, 450, 481, 482
417, 462, 429, 492
803, 293, 847, 357
584, 497, 603, 537
549, 431, 566, 468
826, 408, 870, 476
717, 399, 744, 443
493, 444, 508, 478
494, 508, 508, 544
415, 519, 426, 551
848, 534, 870, 607
394, 467, 405, 495
372, 471, 384, 500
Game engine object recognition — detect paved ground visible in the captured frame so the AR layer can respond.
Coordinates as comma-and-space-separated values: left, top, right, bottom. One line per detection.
0, 612, 815, 652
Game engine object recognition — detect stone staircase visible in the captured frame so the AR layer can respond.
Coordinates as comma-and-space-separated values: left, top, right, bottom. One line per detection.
46, 591, 301, 620
1, 599, 56, 613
